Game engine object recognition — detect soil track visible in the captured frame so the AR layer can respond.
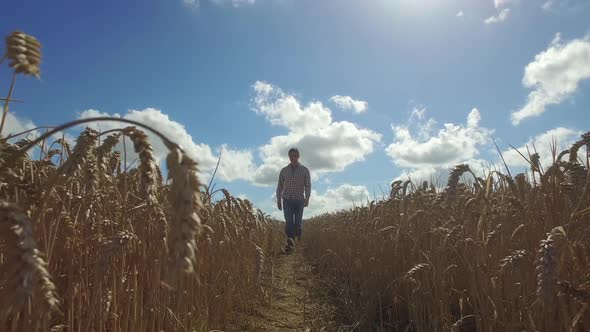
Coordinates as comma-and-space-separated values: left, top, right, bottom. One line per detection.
229, 242, 350, 331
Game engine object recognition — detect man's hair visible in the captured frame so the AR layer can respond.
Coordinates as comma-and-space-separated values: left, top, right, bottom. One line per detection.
288, 147, 299, 156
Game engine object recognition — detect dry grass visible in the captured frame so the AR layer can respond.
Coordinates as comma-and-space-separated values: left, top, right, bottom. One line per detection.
0, 127, 284, 331
0, 31, 286, 331
305, 133, 590, 331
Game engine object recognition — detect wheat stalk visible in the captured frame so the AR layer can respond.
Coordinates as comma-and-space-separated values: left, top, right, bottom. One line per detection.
2, 31, 42, 78
0, 202, 59, 323
126, 127, 160, 205
535, 227, 565, 307
166, 147, 203, 275
498, 249, 527, 276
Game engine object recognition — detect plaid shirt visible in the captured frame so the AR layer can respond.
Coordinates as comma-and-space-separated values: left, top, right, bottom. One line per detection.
276, 163, 311, 201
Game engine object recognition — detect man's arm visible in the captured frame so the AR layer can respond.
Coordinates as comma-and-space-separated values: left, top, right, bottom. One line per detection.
276, 169, 284, 210
304, 168, 311, 206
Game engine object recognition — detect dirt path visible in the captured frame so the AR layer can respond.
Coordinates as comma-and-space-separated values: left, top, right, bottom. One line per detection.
233, 242, 345, 331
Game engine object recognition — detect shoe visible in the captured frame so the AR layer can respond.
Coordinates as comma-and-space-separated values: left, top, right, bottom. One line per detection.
287, 238, 295, 248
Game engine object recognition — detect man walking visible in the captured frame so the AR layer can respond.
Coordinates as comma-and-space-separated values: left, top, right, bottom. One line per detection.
276, 147, 311, 253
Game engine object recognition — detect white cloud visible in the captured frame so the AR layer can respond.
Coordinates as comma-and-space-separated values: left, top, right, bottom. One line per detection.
217, 144, 255, 182
387, 108, 493, 188
386, 108, 492, 168
542, 0, 554, 10
250, 81, 382, 186
394, 158, 490, 188
467, 108, 481, 128
395, 166, 448, 186
410, 107, 426, 121
484, 8, 511, 24
253, 81, 273, 95
417, 118, 437, 140
268, 184, 370, 219
408, 107, 437, 141
511, 34, 590, 125
184, 0, 255, 9
305, 184, 370, 217
456, 10, 464, 18
502, 127, 582, 168
78, 90, 380, 188
252, 82, 332, 134
1, 111, 80, 159
210, 0, 255, 7
540, 0, 589, 12
329, 95, 368, 114
231, 0, 255, 6
78, 108, 216, 167
182, 0, 199, 8
78, 108, 254, 183
494, 0, 514, 8
0, 111, 37, 139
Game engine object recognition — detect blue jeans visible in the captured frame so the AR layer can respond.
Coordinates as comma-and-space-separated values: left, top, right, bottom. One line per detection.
283, 198, 304, 241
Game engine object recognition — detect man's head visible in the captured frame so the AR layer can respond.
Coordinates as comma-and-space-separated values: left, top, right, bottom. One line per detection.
288, 147, 300, 164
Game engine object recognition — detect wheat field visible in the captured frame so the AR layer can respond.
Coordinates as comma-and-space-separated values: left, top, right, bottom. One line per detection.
1, 31, 590, 332
0, 123, 285, 331
0, 31, 287, 332
304, 136, 590, 331
0, 31, 281, 331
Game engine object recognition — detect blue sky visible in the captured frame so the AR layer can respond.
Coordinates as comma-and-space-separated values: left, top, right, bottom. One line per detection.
1, 0, 589, 217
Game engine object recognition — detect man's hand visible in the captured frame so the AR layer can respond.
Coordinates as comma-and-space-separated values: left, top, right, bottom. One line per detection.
304, 199, 309, 207
277, 201, 282, 211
